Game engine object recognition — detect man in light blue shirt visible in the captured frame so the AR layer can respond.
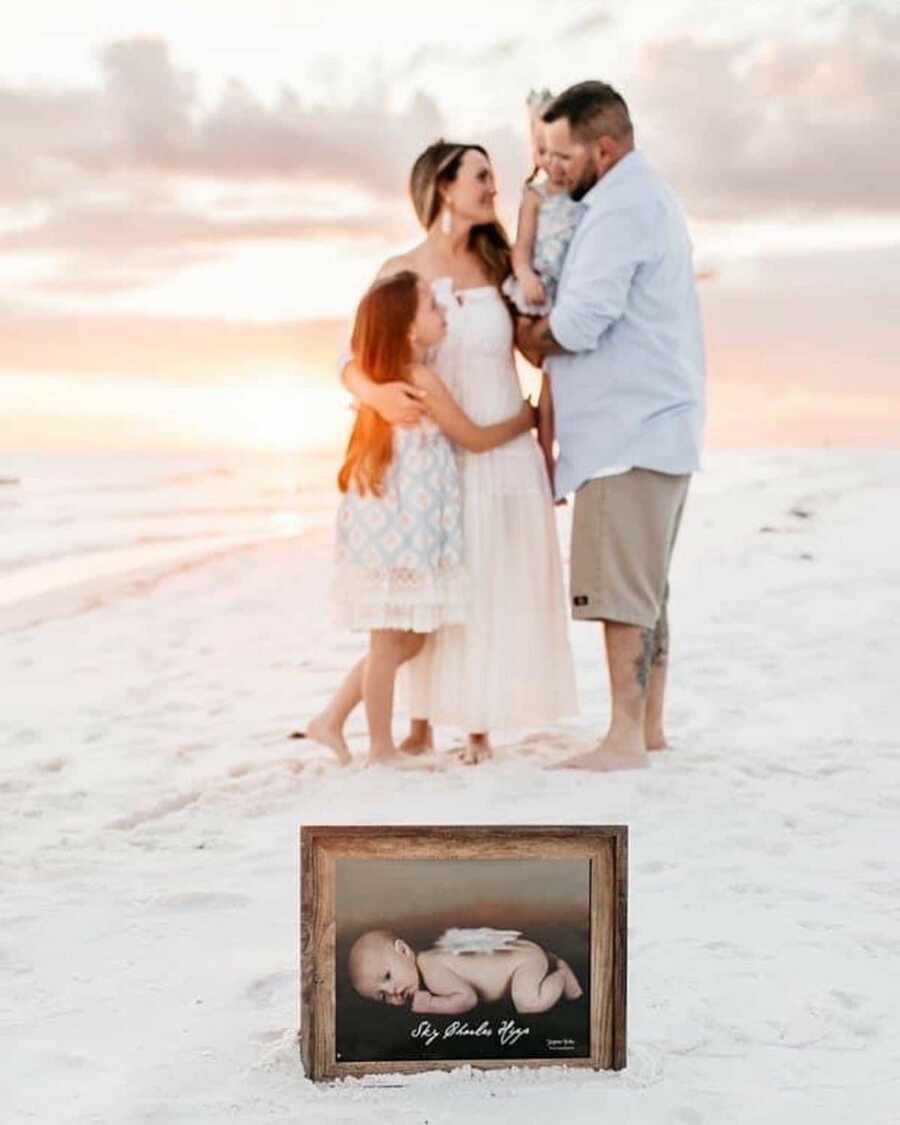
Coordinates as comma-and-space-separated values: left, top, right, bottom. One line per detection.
517, 80, 705, 772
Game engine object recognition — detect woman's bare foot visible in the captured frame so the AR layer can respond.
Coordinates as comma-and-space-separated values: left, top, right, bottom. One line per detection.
554, 956, 583, 1000
304, 713, 352, 766
645, 730, 669, 752
458, 734, 492, 765
367, 743, 434, 770
399, 720, 434, 756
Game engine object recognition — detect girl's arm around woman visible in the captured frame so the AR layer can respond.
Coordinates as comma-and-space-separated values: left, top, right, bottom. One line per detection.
410, 364, 535, 453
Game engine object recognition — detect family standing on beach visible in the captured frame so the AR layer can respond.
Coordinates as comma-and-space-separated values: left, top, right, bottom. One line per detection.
306, 80, 705, 772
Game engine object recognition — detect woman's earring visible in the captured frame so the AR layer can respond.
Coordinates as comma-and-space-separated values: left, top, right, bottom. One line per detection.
441, 204, 452, 236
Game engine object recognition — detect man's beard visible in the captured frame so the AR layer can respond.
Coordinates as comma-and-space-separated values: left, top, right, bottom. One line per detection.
569, 166, 599, 202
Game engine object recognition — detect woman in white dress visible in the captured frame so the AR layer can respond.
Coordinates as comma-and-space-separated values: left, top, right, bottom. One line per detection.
344, 141, 578, 763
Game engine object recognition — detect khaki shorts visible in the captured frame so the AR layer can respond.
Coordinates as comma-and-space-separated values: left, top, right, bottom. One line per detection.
570, 468, 690, 630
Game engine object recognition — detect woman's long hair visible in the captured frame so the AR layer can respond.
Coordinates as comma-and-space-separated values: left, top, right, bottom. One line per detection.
409, 141, 512, 289
337, 270, 419, 498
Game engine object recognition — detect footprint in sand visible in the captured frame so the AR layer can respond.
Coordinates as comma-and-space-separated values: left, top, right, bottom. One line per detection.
244, 970, 294, 1010
175, 741, 211, 760
0, 777, 33, 795
228, 762, 256, 778
229, 758, 305, 779
830, 988, 865, 1012
108, 790, 202, 829
36, 756, 67, 773
856, 932, 900, 955
44, 1051, 91, 1071
729, 880, 772, 897
637, 859, 674, 875
151, 891, 251, 912
252, 1027, 289, 1046
770, 1010, 829, 1048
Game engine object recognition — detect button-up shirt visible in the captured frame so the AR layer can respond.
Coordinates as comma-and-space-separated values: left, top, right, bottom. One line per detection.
547, 149, 706, 498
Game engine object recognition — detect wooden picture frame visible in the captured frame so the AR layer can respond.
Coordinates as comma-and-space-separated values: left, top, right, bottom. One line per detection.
300, 825, 627, 1081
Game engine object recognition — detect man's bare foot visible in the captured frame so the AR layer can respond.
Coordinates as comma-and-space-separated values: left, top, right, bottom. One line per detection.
304, 713, 352, 766
553, 731, 649, 772
646, 731, 669, 752
554, 956, 584, 1000
399, 725, 434, 756
457, 735, 492, 766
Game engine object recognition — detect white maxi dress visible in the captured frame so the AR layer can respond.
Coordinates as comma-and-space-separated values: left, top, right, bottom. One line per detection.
407, 278, 578, 731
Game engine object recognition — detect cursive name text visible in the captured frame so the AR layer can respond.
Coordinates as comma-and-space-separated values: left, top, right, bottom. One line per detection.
410, 1018, 531, 1049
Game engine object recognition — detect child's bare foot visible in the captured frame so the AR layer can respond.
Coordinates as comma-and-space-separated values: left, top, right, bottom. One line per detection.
555, 956, 583, 1000
457, 734, 492, 765
304, 713, 352, 766
399, 721, 434, 756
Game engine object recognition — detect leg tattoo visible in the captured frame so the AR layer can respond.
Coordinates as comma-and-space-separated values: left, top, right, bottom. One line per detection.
652, 610, 669, 666
635, 627, 655, 691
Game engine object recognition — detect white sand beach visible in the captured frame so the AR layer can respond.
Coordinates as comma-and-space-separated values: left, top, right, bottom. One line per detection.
2, 449, 899, 1124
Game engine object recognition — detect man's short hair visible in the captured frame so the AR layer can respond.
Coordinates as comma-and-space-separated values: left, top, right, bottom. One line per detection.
542, 81, 633, 144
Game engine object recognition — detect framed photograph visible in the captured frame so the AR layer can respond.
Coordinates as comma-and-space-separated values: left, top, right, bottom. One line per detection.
300, 825, 627, 1080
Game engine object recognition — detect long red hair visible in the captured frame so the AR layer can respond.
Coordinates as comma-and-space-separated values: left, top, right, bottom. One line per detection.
338, 270, 419, 497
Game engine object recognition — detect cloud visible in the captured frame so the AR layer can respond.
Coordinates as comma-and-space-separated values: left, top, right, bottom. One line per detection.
557, 10, 613, 41
402, 38, 522, 77
701, 243, 900, 398
471, 39, 523, 66
0, 37, 445, 203
0, 204, 396, 255
633, 6, 900, 218
3, 17, 900, 309
0, 87, 105, 204
0, 37, 434, 295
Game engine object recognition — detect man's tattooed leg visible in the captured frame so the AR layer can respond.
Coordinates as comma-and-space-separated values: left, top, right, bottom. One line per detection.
652, 606, 669, 666
635, 627, 655, 691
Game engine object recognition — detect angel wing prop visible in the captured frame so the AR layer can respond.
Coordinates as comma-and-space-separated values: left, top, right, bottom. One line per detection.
434, 927, 523, 955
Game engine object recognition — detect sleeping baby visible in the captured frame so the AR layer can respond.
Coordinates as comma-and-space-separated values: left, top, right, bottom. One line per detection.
348, 926, 583, 1015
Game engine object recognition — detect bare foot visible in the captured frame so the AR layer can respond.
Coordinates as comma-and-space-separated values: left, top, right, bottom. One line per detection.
399, 727, 434, 756
553, 731, 649, 772
304, 713, 352, 766
367, 749, 435, 771
646, 731, 669, 752
555, 956, 584, 1000
554, 747, 650, 772
457, 735, 492, 766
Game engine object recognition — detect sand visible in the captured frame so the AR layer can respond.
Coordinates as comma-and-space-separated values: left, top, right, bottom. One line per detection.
2, 450, 899, 1124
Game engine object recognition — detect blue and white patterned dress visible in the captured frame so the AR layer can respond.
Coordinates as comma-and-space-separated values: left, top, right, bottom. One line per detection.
502, 180, 584, 316
333, 416, 467, 632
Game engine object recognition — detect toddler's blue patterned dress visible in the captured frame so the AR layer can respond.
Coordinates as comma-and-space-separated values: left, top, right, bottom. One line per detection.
502, 181, 584, 316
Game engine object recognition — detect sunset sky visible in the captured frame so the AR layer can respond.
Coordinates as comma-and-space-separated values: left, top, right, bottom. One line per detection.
2, 1, 898, 454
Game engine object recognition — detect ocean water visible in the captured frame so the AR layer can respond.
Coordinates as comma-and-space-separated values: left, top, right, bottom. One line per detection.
0, 450, 340, 608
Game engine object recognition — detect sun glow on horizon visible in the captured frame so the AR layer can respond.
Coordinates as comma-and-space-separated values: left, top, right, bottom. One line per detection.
1, 370, 352, 455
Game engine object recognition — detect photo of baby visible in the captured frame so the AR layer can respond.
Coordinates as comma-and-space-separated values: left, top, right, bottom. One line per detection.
349, 926, 583, 1014
335, 857, 592, 1063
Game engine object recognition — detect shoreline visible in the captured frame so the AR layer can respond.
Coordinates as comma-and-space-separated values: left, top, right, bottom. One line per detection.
0, 526, 331, 635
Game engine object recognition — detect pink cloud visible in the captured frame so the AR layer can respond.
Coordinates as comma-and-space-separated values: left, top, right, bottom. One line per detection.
2, 37, 443, 196
632, 6, 900, 217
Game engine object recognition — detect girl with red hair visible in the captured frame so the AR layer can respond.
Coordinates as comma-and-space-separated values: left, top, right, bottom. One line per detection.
308, 270, 534, 767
